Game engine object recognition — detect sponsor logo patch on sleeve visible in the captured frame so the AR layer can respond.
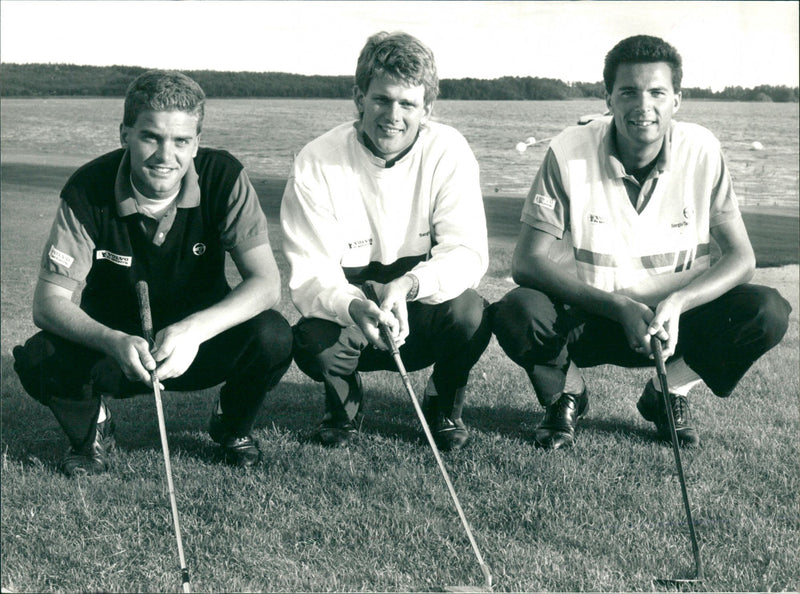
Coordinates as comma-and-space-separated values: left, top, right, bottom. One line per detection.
533, 194, 556, 210
96, 250, 133, 267
48, 245, 74, 269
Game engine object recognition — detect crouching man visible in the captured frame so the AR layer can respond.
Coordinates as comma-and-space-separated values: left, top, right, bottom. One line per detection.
491, 36, 790, 449
13, 70, 293, 475
281, 32, 491, 450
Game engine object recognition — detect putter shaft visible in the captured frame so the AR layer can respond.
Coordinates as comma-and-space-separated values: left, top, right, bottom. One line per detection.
136, 281, 192, 593
651, 337, 704, 581
152, 374, 191, 593
363, 283, 492, 590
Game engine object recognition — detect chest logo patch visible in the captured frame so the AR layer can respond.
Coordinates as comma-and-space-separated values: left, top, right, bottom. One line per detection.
588, 214, 607, 224
533, 194, 556, 210
347, 238, 373, 250
49, 245, 74, 269
683, 206, 694, 220
192, 243, 207, 256
95, 250, 132, 267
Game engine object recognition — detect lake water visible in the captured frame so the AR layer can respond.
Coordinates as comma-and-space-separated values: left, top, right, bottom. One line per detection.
2, 97, 797, 213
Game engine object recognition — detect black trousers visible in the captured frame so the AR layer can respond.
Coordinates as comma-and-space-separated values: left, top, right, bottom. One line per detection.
490, 284, 791, 407
292, 289, 492, 422
13, 309, 294, 449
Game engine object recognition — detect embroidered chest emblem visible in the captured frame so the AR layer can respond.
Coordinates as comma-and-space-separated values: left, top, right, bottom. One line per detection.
347, 238, 373, 250
96, 250, 132, 267
192, 243, 207, 256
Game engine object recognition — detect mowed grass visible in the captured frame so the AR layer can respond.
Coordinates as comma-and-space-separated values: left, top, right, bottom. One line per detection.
1, 162, 798, 593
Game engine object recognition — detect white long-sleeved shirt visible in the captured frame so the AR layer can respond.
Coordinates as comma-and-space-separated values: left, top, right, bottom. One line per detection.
281, 120, 488, 326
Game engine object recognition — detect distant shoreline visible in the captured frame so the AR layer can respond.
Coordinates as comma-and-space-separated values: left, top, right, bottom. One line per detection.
1, 95, 796, 104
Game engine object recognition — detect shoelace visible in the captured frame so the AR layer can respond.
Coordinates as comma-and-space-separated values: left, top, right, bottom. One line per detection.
551, 395, 576, 417
671, 394, 690, 423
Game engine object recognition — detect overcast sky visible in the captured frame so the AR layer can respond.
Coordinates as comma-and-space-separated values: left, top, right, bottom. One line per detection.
1, 1, 797, 91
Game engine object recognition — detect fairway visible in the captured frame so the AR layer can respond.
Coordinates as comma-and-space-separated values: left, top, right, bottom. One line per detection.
1, 157, 798, 592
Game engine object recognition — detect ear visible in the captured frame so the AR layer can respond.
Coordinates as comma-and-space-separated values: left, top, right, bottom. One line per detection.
605, 92, 613, 112
421, 101, 433, 124
673, 91, 682, 114
119, 123, 128, 148
192, 133, 201, 157
353, 85, 365, 115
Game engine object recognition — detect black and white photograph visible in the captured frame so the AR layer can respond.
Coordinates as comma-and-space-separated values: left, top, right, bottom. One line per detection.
1, 1, 798, 592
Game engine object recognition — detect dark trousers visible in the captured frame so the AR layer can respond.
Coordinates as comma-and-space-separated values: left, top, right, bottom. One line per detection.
292, 289, 492, 422
13, 309, 294, 449
490, 284, 791, 407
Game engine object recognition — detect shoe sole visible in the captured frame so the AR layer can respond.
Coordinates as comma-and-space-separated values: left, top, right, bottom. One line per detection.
433, 431, 470, 451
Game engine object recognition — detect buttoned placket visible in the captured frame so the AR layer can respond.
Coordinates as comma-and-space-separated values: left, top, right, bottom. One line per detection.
145, 201, 179, 247
622, 170, 663, 213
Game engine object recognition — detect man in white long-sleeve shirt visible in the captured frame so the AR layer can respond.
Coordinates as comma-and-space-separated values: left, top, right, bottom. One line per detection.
281, 31, 491, 450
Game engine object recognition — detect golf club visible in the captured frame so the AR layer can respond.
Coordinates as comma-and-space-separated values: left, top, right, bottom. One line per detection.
136, 281, 192, 594
651, 336, 704, 586
362, 282, 493, 592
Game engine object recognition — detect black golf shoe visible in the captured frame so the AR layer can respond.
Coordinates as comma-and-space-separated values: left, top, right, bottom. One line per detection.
60, 413, 116, 477
430, 414, 470, 451
533, 390, 589, 449
422, 396, 470, 451
315, 373, 362, 447
315, 415, 358, 447
208, 411, 262, 467
637, 381, 700, 447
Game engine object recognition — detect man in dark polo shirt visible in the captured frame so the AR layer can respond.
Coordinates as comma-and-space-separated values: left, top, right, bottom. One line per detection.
12, 70, 293, 476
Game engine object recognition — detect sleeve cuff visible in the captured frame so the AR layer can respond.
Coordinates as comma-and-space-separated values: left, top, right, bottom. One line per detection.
38, 270, 80, 292
410, 268, 437, 301
230, 231, 270, 255
522, 218, 564, 239
332, 289, 363, 327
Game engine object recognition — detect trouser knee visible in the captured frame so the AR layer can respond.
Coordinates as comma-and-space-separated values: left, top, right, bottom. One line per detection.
490, 287, 565, 367
12, 332, 98, 405
442, 289, 487, 343
747, 285, 791, 351
248, 310, 294, 373
292, 318, 365, 381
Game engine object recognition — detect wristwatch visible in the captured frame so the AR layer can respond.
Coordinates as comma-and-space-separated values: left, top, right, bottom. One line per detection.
405, 273, 419, 301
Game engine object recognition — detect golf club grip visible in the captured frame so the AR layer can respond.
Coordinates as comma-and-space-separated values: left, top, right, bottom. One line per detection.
651, 336, 665, 367
361, 282, 400, 356
136, 280, 154, 345
650, 337, 672, 394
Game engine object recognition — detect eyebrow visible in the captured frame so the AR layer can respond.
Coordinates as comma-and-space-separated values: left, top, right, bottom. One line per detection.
139, 129, 195, 141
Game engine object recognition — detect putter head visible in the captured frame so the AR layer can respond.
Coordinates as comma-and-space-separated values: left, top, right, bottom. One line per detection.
654, 575, 704, 589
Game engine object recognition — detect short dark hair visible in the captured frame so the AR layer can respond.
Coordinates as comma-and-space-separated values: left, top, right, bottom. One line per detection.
603, 35, 683, 93
123, 70, 206, 132
354, 31, 439, 115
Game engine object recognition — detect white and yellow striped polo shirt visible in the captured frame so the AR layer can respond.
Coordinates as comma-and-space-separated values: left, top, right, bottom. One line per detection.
522, 117, 741, 307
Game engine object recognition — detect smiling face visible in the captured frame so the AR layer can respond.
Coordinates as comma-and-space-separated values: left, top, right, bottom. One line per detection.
355, 73, 432, 162
120, 110, 200, 200
606, 61, 681, 167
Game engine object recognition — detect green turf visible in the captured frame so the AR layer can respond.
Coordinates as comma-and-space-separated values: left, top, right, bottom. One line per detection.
1, 162, 798, 592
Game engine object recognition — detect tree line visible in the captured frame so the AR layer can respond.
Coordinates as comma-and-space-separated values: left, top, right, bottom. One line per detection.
1, 63, 797, 102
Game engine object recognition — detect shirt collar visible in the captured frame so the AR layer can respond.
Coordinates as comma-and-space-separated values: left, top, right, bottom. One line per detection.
114, 150, 201, 217
352, 121, 425, 168
604, 119, 672, 179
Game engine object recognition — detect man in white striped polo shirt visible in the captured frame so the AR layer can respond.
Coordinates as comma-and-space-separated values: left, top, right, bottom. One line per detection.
491, 35, 790, 449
